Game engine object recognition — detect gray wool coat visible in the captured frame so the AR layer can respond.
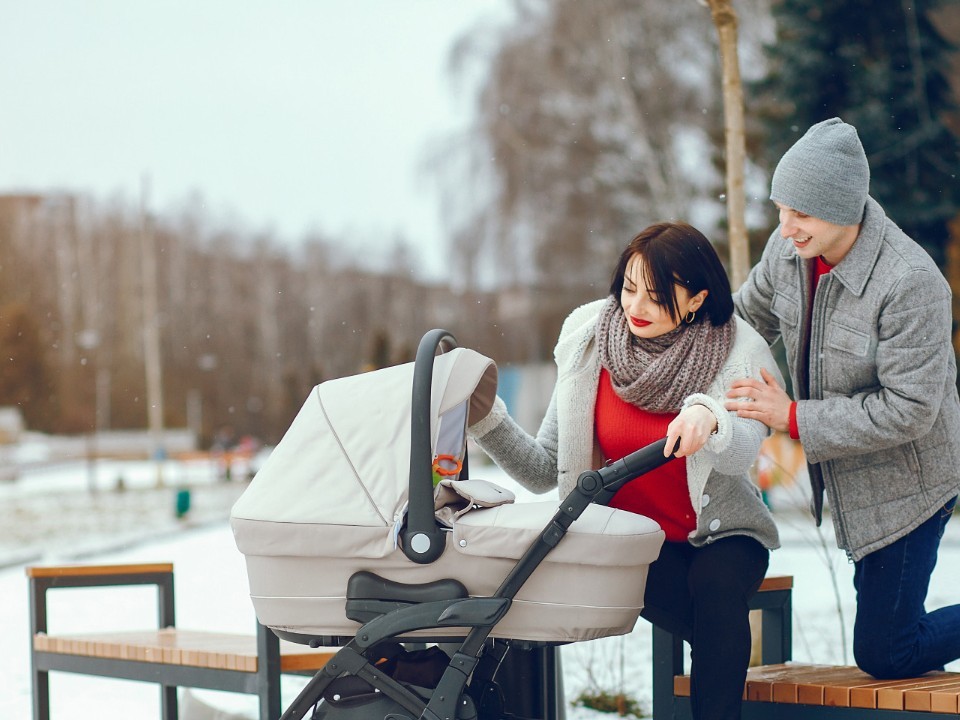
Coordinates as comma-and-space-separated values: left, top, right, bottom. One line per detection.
469, 300, 781, 551
734, 196, 960, 561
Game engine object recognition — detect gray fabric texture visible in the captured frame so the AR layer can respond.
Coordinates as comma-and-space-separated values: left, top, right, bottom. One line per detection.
469, 303, 781, 551
770, 117, 870, 226
734, 196, 960, 561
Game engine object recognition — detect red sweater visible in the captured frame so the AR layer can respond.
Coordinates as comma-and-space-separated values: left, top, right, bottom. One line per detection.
789, 255, 834, 439
595, 368, 696, 541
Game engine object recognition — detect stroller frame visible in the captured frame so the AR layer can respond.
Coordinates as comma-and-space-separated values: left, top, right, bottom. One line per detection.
265, 330, 673, 720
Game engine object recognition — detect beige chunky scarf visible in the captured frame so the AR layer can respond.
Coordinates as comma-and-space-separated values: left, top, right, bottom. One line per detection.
595, 295, 735, 413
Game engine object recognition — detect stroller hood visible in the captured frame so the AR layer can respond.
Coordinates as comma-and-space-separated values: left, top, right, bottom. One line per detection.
231, 348, 497, 539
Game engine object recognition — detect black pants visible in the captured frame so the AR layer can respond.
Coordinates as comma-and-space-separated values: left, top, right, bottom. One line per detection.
640, 536, 769, 720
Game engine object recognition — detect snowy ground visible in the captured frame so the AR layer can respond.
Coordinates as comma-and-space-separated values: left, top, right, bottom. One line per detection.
1, 453, 959, 719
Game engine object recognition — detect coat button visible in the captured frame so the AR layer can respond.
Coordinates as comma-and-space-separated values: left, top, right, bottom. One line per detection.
709, 518, 721, 532
702, 494, 711, 507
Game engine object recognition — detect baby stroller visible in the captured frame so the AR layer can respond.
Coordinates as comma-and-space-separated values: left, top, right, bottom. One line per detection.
231, 329, 670, 720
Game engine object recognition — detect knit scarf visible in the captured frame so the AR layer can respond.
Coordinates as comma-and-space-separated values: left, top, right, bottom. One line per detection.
595, 295, 735, 413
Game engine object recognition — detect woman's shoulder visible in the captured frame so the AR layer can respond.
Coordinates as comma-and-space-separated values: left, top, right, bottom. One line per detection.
554, 298, 606, 365
562, 299, 606, 331
726, 316, 782, 383
727, 315, 773, 366
733, 315, 770, 348
731, 315, 772, 356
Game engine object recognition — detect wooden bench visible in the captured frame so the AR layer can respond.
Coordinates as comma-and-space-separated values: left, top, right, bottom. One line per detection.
654, 574, 960, 719
27, 563, 336, 720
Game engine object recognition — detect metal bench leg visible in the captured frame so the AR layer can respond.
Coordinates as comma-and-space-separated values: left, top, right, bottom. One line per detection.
31, 668, 49, 720
30, 577, 50, 720
257, 623, 282, 720
760, 592, 792, 664
161, 684, 178, 720
652, 624, 687, 720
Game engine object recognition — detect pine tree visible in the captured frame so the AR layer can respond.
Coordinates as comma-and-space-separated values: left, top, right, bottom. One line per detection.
750, 0, 960, 267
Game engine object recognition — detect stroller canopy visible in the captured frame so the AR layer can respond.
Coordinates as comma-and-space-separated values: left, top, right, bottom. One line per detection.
231, 348, 497, 533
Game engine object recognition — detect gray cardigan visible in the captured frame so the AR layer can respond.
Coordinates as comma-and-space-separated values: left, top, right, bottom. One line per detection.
734, 196, 960, 561
470, 300, 780, 550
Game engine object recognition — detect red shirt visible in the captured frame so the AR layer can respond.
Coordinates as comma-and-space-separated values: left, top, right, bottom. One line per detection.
789, 255, 834, 440
595, 368, 696, 541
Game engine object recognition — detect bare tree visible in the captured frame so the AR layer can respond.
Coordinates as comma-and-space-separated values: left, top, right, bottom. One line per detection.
703, 0, 750, 288
0, 190, 511, 441
443, 0, 723, 356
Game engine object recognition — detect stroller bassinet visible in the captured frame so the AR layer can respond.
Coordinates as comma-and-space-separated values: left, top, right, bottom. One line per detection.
231, 330, 669, 719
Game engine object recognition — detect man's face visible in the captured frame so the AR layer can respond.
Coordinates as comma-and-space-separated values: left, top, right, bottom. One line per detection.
774, 202, 859, 266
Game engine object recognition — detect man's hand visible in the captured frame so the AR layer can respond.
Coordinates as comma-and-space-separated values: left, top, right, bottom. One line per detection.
666, 404, 718, 458
724, 367, 792, 433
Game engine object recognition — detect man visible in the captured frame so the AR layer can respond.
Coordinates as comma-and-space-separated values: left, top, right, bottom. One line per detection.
726, 117, 960, 679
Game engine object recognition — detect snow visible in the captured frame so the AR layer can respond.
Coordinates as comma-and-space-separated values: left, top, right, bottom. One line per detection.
2, 454, 958, 719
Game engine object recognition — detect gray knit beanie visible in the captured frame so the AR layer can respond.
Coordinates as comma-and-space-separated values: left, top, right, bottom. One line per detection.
770, 117, 870, 225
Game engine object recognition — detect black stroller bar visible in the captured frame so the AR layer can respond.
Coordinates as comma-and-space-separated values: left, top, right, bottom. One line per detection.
469, 438, 675, 650
402, 328, 459, 564
585, 436, 676, 507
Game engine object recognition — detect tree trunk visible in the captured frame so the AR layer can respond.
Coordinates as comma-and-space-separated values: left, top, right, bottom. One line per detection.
706, 0, 750, 289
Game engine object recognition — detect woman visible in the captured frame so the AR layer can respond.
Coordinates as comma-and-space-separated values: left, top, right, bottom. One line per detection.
468, 222, 781, 720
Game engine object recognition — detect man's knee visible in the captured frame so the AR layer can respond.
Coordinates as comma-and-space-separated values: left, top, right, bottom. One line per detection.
854, 633, 908, 679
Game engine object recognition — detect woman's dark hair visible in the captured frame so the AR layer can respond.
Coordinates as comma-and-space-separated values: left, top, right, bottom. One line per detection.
609, 221, 734, 326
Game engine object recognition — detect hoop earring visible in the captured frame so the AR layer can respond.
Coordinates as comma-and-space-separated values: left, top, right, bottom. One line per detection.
684, 310, 696, 324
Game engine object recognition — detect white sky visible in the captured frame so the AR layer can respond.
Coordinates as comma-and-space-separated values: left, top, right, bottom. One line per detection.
0, 1, 510, 279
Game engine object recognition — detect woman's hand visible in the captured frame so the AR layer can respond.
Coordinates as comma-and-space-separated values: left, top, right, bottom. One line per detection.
665, 404, 718, 458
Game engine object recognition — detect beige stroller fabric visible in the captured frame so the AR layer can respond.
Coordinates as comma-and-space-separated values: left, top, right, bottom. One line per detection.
231, 347, 665, 643
434, 477, 516, 526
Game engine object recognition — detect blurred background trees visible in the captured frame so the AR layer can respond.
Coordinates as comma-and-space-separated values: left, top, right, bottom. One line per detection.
1, 0, 957, 444
0, 193, 512, 444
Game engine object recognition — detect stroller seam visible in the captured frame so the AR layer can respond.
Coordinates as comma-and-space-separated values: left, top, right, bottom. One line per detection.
317, 390, 390, 527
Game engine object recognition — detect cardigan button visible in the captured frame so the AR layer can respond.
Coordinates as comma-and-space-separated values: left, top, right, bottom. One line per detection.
701, 494, 711, 507
708, 518, 721, 532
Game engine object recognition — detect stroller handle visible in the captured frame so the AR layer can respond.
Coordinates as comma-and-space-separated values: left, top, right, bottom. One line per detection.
401, 328, 459, 564
490, 436, 677, 605
590, 437, 679, 504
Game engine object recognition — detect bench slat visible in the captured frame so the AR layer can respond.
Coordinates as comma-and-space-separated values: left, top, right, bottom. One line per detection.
900, 678, 960, 712
675, 663, 960, 714
877, 675, 960, 711
756, 574, 793, 592
770, 664, 862, 704
796, 667, 875, 706
34, 629, 335, 673
928, 682, 960, 714
26, 563, 173, 578
850, 673, 954, 709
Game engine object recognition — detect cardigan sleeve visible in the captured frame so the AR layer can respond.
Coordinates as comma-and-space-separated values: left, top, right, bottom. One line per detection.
468, 391, 561, 494
685, 321, 780, 476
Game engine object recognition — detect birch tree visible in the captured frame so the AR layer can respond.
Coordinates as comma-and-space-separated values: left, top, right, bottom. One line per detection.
704, 0, 750, 289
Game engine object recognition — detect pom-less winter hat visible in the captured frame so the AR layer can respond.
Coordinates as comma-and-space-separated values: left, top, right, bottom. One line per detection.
770, 117, 870, 226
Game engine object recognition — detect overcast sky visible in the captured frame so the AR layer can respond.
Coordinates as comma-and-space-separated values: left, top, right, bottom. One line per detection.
0, 1, 510, 279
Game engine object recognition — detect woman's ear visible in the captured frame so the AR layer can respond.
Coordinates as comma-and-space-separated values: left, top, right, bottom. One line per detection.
689, 289, 709, 312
